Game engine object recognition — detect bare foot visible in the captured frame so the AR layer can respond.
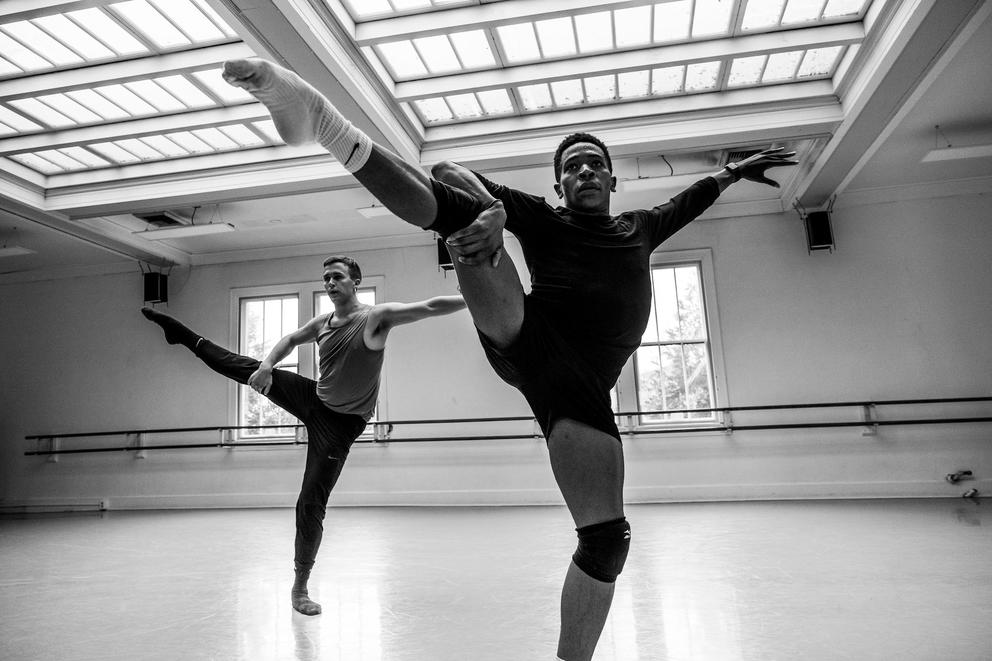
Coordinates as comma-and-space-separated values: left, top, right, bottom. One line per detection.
222, 58, 336, 147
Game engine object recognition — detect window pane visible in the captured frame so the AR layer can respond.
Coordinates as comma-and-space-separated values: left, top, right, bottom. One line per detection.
675, 265, 706, 339
683, 343, 714, 417
692, 0, 734, 37
497, 23, 540, 63
240, 295, 299, 439
575, 11, 613, 53
652, 267, 680, 340
654, 0, 692, 42
535, 17, 576, 58
449, 30, 495, 68
615, 6, 652, 47
414, 35, 460, 73
742, 0, 788, 31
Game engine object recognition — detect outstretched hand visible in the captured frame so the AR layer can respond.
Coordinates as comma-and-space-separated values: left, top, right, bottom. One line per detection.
735, 147, 799, 188
444, 199, 507, 267
248, 366, 273, 396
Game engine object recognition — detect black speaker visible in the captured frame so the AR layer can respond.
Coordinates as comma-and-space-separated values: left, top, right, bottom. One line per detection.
144, 272, 168, 303
804, 210, 834, 251
436, 237, 454, 271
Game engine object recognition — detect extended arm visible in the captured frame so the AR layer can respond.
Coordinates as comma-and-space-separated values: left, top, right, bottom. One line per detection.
247, 317, 323, 395
365, 296, 467, 349
431, 161, 506, 267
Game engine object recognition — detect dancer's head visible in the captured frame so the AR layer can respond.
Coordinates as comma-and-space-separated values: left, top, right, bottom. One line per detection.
322, 255, 362, 302
323, 255, 361, 283
552, 132, 616, 214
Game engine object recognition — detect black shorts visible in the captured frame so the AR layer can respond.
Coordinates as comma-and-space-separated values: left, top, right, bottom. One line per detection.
477, 296, 622, 442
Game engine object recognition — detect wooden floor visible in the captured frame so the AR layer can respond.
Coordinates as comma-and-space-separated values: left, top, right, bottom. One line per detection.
1, 499, 989, 661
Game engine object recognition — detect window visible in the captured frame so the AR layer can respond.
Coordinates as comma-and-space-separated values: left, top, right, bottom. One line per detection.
230, 277, 382, 440
238, 294, 300, 440
613, 249, 727, 428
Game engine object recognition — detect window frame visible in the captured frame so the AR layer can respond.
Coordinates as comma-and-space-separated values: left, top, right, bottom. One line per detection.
612, 248, 729, 432
228, 276, 385, 441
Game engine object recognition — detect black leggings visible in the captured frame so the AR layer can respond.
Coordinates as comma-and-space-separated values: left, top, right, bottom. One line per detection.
193, 339, 367, 571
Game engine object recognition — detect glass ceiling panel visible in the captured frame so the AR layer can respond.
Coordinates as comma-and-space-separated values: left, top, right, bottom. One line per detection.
155, 0, 227, 42
220, 124, 266, 147
95, 84, 157, 115
251, 120, 283, 144
497, 23, 541, 63
89, 142, 142, 164
445, 93, 483, 119
155, 75, 216, 108
9, 99, 75, 128
742, 0, 788, 31
449, 31, 495, 68
0, 31, 54, 72
618, 70, 651, 98
517, 84, 553, 111
575, 12, 613, 53
110, 1, 190, 49
551, 79, 585, 107
614, 6, 652, 48
192, 127, 238, 150
654, 1, 692, 42
11, 153, 64, 175
584, 75, 616, 103
2, 21, 84, 67
692, 0, 735, 37
126, 80, 186, 112
117, 137, 163, 159
782, 0, 828, 25
59, 146, 110, 168
377, 41, 428, 78
0, 106, 42, 132
476, 89, 514, 115
0, 56, 19, 76
36, 149, 87, 170
535, 17, 577, 58
823, 0, 867, 18
141, 134, 189, 157
763, 50, 804, 81
66, 8, 148, 55
32, 15, 116, 60
66, 89, 131, 120
414, 35, 460, 73
166, 130, 215, 154
35, 94, 103, 124
798, 45, 844, 76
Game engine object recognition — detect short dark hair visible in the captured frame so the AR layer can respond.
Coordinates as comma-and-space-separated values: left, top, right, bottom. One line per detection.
323, 255, 361, 282
553, 132, 613, 182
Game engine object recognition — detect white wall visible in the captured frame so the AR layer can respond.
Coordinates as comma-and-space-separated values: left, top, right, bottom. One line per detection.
2, 191, 990, 512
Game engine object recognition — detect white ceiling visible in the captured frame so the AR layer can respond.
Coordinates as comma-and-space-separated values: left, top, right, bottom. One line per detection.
1, 0, 990, 283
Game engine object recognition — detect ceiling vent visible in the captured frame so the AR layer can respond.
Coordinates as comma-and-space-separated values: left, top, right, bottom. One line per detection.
133, 210, 190, 228
724, 148, 767, 164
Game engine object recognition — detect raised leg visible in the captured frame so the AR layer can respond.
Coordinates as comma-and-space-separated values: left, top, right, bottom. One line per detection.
222, 58, 442, 229
547, 419, 627, 661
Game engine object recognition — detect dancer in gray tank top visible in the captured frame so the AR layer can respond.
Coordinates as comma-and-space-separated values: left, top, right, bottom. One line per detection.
142, 255, 465, 615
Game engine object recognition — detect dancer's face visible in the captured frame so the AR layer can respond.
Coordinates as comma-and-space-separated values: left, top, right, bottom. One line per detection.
554, 142, 616, 214
322, 262, 359, 302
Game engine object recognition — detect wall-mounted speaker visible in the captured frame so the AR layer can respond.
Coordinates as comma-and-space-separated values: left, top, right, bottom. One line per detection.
144, 272, 168, 303
804, 210, 834, 252
436, 237, 454, 271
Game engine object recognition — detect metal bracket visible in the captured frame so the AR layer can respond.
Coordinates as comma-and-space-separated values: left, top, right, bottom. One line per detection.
861, 404, 878, 436
129, 432, 146, 459
42, 436, 59, 463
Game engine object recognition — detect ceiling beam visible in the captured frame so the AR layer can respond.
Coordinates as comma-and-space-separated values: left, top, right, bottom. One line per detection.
0, 104, 269, 156
0, 0, 105, 21
43, 153, 354, 216
423, 80, 839, 153
393, 22, 863, 101
0, 42, 254, 100
356, 0, 664, 44
793, 0, 987, 207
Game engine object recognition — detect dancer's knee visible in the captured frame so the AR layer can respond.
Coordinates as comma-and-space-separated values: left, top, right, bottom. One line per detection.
572, 517, 631, 583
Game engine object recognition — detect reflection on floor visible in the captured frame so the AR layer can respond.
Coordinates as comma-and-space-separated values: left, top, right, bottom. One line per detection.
1, 499, 990, 661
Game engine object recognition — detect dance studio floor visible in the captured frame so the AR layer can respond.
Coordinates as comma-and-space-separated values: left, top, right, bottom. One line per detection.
2, 499, 990, 661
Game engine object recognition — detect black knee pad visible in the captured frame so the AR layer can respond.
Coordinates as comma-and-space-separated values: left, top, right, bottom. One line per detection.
572, 517, 631, 583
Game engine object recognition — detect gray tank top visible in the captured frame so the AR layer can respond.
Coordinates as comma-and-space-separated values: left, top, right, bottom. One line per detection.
315, 307, 383, 421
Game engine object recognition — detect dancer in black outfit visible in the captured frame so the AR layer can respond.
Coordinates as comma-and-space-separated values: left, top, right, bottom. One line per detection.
220, 57, 796, 659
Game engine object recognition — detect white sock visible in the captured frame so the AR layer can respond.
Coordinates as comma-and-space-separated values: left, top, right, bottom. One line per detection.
222, 59, 372, 172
